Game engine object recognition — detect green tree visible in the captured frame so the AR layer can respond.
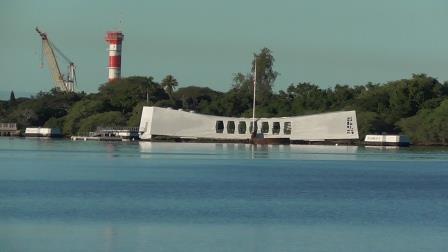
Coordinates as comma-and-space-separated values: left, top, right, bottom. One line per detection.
127, 102, 147, 127
329, 84, 357, 109
99, 76, 165, 113
175, 86, 222, 113
161, 75, 178, 99
3, 67, 448, 145
9, 90, 16, 106
252, 48, 278, 104
287, 83, 328, 114
398, 99, 448, 145
44, 117, 65, 129
354, 83, 389, 113
78, 111, 126, 134
231, 73, 248, 91
356, 111, 390, 139
62, 98, 108, 135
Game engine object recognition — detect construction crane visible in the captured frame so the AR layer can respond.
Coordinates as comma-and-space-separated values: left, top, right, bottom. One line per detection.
36, 27, 76, 92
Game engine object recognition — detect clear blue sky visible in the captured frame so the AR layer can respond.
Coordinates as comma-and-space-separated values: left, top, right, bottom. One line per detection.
1, 0, 448, 97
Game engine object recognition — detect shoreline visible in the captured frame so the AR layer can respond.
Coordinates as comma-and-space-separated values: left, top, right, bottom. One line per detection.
2, 135, 448, 147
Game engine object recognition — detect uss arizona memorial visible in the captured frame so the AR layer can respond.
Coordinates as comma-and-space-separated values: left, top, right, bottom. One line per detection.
138, 106, 359, 143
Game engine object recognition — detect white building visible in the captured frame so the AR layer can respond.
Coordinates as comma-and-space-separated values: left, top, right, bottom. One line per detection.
25, 127, 62, 137
139, 106, 359, 143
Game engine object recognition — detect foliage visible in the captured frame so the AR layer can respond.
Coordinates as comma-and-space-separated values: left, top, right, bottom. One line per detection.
174, 86, 222, 114
231, 48, 278, 108
161, 75, 178, 99
9, 91, 16, 105
2, 48, 448, 144
3, 89, 83, 129
62, 96, 108, 135
252, 48, 278, 104
44, 117, 65, 129
78, 111, 127, 134
98, 76, 167, 113
356, 111, 389, 140
286, 83, 329, 114
127, 102, 146, 127
398, 100, 448, 145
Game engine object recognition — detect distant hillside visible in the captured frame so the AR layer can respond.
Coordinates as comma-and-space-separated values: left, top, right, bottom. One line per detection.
1, 74, 448, 145
2, 48, 448, 144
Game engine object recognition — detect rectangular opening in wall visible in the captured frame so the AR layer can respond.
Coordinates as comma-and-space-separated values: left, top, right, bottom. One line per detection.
261, 122, 269, 133
238, 121, 246, 134
227, 121, 235, 134
216, 120, 224, 133
272, 122, 280, 135
284, 122, 291, 135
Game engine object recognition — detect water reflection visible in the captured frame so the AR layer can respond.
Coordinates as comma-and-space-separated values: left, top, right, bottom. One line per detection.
138, 142, 360, 160
103, 226, 118, 252
364, 146, 400, 151
104, 143, 120, 159
2, 138, 448, 252
251, 144, 270, 159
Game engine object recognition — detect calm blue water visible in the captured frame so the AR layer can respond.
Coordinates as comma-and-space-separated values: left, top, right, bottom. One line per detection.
1, 138, 448, 252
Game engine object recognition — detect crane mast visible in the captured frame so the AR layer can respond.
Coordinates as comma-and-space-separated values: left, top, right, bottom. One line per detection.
36, 27, 76, 92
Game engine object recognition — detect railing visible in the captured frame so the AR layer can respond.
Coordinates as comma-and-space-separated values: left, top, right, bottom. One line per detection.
75, 127, 140, 137
0, 123, 17, 131
96, 127, 139, 132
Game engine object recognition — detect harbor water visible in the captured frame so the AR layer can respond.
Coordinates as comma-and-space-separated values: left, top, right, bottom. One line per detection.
1, 138, 448, 251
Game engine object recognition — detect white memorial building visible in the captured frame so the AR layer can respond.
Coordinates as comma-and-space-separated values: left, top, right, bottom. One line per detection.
138, 106, 359, 143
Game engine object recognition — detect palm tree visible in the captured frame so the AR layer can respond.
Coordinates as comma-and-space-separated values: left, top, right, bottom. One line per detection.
161, 75, 178, 99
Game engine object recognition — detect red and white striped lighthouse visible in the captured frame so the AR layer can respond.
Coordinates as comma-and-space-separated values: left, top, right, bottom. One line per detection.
105, 31, 124, 81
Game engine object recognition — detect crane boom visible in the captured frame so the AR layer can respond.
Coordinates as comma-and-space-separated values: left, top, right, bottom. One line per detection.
36, 27, 76, 92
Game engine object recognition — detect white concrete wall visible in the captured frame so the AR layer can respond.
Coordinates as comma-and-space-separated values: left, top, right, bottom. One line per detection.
139, 106, 359, 141
139, 107, 154, 139
289, 111, 358, 140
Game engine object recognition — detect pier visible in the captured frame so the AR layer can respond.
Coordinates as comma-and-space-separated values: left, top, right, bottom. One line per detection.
71, 127, 139, 141
0, 123, 20, 136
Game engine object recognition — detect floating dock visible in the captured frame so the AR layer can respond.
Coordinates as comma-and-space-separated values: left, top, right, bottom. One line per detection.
71, 136, 130, 141
364, 134, 411, 147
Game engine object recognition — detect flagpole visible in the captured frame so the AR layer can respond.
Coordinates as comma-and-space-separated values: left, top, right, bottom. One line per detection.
252, 58, 256, 134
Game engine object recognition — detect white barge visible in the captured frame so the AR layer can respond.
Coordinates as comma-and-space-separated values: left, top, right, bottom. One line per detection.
138, 106, 359, 144
364, 134, 411, 147
25, 127, 62, 137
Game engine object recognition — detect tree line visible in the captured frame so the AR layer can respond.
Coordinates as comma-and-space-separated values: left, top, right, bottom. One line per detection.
1, 48, 448, 145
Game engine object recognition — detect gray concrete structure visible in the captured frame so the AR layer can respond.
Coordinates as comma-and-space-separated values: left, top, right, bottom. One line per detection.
139, 107, 359, 142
